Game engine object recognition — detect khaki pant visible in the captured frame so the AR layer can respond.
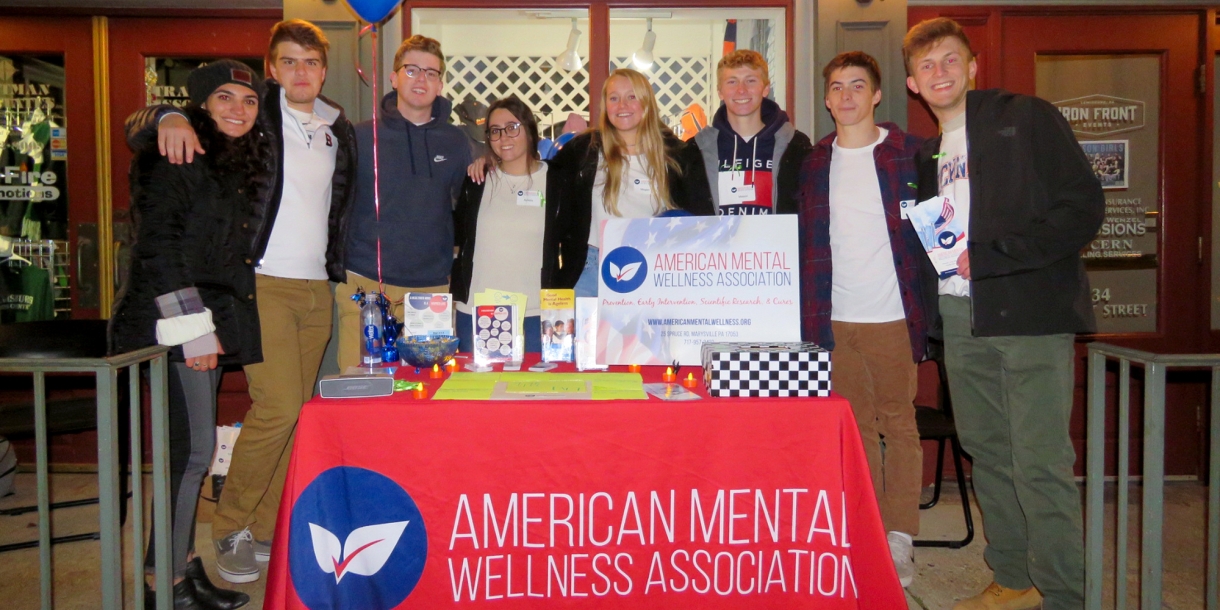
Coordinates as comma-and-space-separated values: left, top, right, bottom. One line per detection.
336, 270, 449, 372
830, 319, 921, 536
212, 275, 332, 542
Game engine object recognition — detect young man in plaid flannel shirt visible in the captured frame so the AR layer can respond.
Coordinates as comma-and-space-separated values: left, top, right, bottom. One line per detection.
797, 51, 932, 589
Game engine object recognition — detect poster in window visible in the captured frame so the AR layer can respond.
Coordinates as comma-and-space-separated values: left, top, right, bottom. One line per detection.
1080, 140, 1128, 189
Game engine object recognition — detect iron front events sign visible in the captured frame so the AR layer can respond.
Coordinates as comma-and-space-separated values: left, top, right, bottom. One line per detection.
596, 216, 801, 366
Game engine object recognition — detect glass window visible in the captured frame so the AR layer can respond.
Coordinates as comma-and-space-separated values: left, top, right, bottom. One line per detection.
609, 8, 787, 137
145, 57, 263, 108
412, 9, 592, 146
0, 54, 67, 242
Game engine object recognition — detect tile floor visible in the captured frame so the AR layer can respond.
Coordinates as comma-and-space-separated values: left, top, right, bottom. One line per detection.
0, 472, 1209, 609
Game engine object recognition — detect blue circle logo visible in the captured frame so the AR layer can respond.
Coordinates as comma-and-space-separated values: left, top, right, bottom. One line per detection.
601, 246, 648, 294
937, 231, 958, 249
289, 467, 427, 609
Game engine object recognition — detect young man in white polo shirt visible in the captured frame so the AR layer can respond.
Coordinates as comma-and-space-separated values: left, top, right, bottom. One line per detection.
797, 51, 931, 588
129, 19, 357, 584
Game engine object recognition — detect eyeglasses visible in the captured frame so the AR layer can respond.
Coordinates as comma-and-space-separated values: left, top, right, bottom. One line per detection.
488, 122, 522, 141
400, 64, 442, 82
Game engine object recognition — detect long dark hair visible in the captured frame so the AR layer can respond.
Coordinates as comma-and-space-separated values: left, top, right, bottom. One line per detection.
187, 103, 268, 190
483, 95, 541, 169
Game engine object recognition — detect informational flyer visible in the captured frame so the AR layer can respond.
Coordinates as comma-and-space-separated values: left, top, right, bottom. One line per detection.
906, 194, 967, 279
596, 216, 801, 365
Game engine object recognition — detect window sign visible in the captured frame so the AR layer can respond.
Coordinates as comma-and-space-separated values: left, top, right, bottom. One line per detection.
1038, 54, 1160, 334
0, 55, 67, 242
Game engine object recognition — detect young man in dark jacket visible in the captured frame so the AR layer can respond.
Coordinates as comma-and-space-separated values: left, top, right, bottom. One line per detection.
798, 51, 929, 589
905, 18, 1104, 610
337, 35, 471, 370
127, 20, 358, 584
682, 50, 812, 215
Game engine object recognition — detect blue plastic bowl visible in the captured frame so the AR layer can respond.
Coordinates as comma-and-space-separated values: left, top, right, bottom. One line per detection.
396, 336, 460, 369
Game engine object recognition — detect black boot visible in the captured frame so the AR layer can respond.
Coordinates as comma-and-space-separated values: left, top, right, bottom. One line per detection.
143, 578, 219, 610
185, 557, 250, 609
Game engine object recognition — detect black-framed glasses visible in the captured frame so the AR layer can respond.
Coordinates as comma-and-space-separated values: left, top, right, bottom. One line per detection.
488, 122, 522, 141
400, 64, 442, 82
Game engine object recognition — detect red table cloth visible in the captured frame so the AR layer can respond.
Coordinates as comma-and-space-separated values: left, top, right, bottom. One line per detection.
264, 356, 905, 609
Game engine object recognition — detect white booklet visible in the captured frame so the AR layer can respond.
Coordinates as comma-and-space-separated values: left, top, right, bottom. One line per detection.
905, 194, 968, 279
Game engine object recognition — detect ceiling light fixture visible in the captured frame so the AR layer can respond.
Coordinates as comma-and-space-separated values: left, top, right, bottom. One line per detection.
557, 18, 584, 72
632, 18, 656, 71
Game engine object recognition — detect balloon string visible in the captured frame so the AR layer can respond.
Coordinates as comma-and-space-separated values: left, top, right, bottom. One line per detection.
368, 24, 386, 297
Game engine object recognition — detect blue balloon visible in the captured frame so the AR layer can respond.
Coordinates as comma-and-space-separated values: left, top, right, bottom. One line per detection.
345, 0, 400, 23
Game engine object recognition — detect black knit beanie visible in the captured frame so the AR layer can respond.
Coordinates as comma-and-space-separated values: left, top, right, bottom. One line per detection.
187, 59, 266, 107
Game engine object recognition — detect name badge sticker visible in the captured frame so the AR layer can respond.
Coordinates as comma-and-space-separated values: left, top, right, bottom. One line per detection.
516, 190, 543, 207
632, 178, 651, 195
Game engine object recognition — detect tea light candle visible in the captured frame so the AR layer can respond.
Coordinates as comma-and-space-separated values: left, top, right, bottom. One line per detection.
662, 367, 676, 383
682, 372, 698, 388
446, 359, 459, 372
413, 384, 427, 399
430, 364, 443, 378
627, 364, 641, 373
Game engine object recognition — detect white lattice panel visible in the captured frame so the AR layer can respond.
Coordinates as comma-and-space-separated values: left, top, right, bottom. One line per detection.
611, 56, 713, 131
443, 56, 589, 127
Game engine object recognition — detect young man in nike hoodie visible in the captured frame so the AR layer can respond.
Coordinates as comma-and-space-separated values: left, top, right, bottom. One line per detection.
339, 35, 471, 371
681, 50, 812, 215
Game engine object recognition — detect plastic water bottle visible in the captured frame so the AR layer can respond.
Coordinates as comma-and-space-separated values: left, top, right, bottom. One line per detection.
360, 296, 384, 367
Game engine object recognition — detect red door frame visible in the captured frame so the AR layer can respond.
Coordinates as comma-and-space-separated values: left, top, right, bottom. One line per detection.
0, 17, 99, 318
401, 0, 796, 123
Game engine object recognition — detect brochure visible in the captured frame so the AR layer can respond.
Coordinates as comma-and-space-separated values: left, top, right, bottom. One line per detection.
575, 297, 606, 371
905, 194, 968, 279
472, 304, 517, 365
540, 289, 575, 362
401, 292, 454, 339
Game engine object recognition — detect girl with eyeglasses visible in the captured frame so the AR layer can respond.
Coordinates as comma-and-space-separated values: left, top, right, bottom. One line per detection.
451, 96, 550, 353
544, 68, 715, 296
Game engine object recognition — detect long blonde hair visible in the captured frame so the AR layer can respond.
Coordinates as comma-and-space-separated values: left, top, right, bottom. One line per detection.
597, 69, 679, 216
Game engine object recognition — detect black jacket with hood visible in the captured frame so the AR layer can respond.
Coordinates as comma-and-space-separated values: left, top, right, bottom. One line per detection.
681, 98, 813, 215
915, 89, 1105, 337
344, 92, 471, 288
124, 80, 357, 284
542, 130, 715, 289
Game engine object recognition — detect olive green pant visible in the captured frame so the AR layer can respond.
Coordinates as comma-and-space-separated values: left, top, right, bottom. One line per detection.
212, 275, 333, 542
940, 295, 1084, 609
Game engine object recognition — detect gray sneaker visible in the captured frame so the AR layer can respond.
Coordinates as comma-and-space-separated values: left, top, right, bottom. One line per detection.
215, 528, 260, 583
254, 538, 272, 563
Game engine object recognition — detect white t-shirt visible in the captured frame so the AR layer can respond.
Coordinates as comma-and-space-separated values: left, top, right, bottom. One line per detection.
589, 154, 659, 249
936, 112, 971, 297
828, 128, 905, 323
257, 91, 338, 280
456, 163, 548, 317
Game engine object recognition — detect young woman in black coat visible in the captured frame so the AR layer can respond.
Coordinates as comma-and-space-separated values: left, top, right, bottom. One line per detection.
543, 68, 715, 295
451, 96, 550, 354
110, 60, 272, 610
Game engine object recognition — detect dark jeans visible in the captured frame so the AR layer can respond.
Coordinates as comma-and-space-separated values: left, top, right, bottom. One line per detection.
145, 363, 221, 578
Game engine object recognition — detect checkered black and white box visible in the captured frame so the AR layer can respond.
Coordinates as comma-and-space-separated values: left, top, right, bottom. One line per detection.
700, 342, 832, 397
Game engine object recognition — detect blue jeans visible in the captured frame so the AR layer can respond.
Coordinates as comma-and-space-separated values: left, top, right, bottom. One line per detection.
456, 311, 542, 355
574, 246, 599, 298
